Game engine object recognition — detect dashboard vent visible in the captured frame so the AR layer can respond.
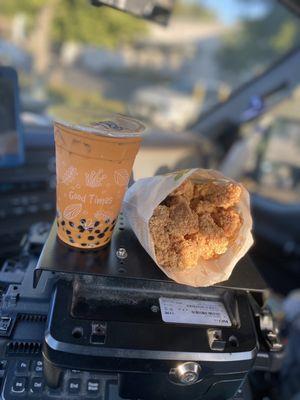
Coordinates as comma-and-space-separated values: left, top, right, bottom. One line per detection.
6, 341, 42, 355
16, 314, 47, 322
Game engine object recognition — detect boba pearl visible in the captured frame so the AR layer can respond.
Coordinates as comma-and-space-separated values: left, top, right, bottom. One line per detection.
80, 219, 86, 224
94, 221, 100, 227
97, 233, 105, 238
95, 229, 100, 234
69, 221, 74, 227
66, 230, 71, 235
61, 221, 65, 226
87, 236, 94, 241
104, 227, 109, 233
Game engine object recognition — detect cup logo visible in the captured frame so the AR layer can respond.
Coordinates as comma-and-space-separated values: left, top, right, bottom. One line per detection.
114, 169, 129, 186
63, 203, 82, 220
85, 169, 107, 188
61, 166, 78, 185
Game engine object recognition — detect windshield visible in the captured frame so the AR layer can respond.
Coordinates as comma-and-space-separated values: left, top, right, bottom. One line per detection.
1, 0, 299, 124
223, 83, 300, 204
1, 0, 300, 202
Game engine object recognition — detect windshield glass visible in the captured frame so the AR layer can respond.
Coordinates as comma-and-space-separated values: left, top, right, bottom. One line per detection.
0, 0, 300, 202
1, 0, 299, 126
225, 83, 300, 204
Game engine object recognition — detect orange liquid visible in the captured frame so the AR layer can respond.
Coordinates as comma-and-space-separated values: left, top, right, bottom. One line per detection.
54, 121, 142, 249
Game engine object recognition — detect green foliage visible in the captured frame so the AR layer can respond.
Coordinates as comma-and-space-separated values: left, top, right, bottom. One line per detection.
271, 21, 298, 52
52, 0, 148, 48
217, 3, 300, 77
0, 0, 148, 48
0, 0, 44, 15
47, 82, 125, 112
174, 0, 215, 20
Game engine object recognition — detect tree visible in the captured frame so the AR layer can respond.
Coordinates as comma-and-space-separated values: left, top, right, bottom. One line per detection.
0, 0, 147, 81
51, 0, 147, 49
29, 0, 60, 76
0, 0, 147, 50
0, 0, 45, 16
174, 0, 215, 20
217, 1, 300, 80
1, 0, 61, 78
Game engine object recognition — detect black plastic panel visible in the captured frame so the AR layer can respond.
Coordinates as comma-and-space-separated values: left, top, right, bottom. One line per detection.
35, 215, 267, 293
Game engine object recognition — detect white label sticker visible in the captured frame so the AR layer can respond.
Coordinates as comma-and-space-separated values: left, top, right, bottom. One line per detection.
159, 297, 231, 327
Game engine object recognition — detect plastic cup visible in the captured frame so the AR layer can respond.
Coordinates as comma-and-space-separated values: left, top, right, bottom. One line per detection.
54, 113, 145, 249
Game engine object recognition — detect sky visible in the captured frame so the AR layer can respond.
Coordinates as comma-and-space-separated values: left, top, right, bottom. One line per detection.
196, 0, 269, 25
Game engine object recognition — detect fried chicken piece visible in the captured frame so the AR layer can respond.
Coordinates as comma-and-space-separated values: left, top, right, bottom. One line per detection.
197, 213, 229, 259
198, 212, 221, 236
190, 199, 216, 214
170, 179, 194, 202
212, 207, 242, 239
169, 233, 185, 243
156, 247, 178, 269
149, 205, 169, 235
151, 230, 170, 251
149, 205, 170, 250
158, 234, 199, 270
150, 205, 170, 225
185, 232, 225, 261
164, 195, 185, 207
204, 235, 228, 258
194, 181, 241, 209
168, 197, 199, 236
173, 238, 199, 270
150, 178, 243, 270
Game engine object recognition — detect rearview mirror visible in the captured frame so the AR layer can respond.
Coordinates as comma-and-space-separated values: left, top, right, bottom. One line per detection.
90, 0, 175, 25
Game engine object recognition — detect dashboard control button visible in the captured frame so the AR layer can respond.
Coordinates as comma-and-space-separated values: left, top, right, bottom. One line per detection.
30, 377, 44, 393
12, 377, 27, 394
16, 360, 30, 375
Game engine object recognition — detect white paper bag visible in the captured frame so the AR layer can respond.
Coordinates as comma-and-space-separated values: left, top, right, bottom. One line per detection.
124, 168, 254, 287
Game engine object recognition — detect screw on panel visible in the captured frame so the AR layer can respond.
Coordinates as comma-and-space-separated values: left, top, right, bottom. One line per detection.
116, 248, 128, 260
169, 362, 201, 385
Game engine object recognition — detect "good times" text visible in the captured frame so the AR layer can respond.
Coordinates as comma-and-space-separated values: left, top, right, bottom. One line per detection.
69, 191, 113, 205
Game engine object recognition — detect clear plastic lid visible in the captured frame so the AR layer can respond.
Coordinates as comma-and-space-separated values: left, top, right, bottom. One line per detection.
53, 108, 145, 138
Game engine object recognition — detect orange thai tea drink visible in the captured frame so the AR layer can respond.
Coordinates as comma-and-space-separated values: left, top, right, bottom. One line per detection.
54, 113, 145, 249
